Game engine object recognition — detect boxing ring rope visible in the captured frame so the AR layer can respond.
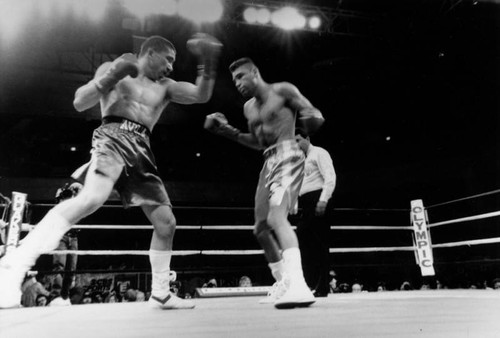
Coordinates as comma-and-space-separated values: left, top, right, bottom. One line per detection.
27, 203, 408, 212
2, 189, 500, 280
428, 210, 500, 228
2, 207, 499, 253
424, 188, 500, 209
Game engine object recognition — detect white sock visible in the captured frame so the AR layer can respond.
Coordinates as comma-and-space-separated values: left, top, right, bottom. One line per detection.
1, 210, 71, 272
268, 260, 285, 282
282, 247, 305, 281
149, 249, 172, 298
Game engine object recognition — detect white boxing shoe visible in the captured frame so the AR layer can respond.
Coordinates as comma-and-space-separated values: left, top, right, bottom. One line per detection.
258, 280, 288, 304
148, 293, 195, 310
0, 262, 25, 309
274, 278, 315, 309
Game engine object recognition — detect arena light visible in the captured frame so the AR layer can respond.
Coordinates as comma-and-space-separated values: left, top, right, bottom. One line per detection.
243, 7, 258, 23
308, 15, 322, 30
38, 0, 70, 18
270, 6, 306, 30
122, 0, 168, 19
0, 0, 34, 43
255, 7, 271, 25
72, 0, 109, 22
160, 0, 178, 16
178, 0, 224, 24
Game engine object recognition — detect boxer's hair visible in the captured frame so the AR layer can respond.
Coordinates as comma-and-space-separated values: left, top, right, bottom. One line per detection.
229, 57, 257, 73
140, 35, 176, 56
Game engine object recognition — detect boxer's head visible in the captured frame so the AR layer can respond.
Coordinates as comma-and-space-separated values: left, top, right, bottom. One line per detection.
295, 130, 311, 153
229, 57, 260, 98
140, 36, 176, 80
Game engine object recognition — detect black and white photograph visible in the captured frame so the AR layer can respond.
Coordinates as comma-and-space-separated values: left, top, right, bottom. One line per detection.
0, 0, 499, 337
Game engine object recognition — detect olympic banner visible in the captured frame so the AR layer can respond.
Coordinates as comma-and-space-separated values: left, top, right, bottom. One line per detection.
4, 192, 27, 254
410, 199, 435, 276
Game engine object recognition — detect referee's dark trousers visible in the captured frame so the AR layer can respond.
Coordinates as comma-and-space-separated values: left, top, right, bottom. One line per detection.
296, 190, 331, 296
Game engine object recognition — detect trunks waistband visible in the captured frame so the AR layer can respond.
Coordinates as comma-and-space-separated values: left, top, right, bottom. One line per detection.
263, 139, 301, 159
102, 116, 151, 137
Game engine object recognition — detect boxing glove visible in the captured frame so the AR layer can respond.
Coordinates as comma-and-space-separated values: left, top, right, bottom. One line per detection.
204, 113, 241, 141
95, 53, 139, 93
187, 33, 223, 78
298, 109, 325, 136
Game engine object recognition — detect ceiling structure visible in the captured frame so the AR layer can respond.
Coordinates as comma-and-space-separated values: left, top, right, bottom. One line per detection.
0, 0, 498, 207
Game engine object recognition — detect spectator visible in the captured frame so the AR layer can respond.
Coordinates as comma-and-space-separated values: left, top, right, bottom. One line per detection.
239, 276, 253, 287
376, 282, 387, 292
328, 270, 338, 293
49, 286, 72, 307
36, 294, 48, 307
80, 291, 92, 304
92, 291, 104, 303
338, 283, 350, 293
48, 283, 62, 303
436, 279, 446, 290
420, 282, 431, 290
170, 281, 182, 296
21, 271, 50, 307
69, 286, 85, 305
492, 278, 500, 290
136, 290, 146, 302
51, 182, 83, 300
400, 281, 413, 291
123, 288, 138, 302
351, 283, 363, 293
202, 278, 217, 288
103, 291, 117, 303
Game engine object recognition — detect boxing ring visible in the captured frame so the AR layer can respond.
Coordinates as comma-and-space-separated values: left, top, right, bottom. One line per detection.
1, 189, 500, 337
1, 290, 499, 338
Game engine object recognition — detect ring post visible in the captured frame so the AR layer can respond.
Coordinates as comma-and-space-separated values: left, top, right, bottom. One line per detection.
410, 199, 435, 276
3, 192, 27, 255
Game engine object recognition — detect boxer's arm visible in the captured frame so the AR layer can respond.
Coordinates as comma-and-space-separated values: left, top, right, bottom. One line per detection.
278, 82, 325, 135
236, 131, 263, 150
166, 79, 215, 105
73, 54, 139, 112
166, 33, 222, 105
204, 113, 263, 150
73, 63, 111, 112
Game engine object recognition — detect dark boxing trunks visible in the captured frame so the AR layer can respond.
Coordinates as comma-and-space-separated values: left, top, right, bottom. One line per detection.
72, 116, 171, 208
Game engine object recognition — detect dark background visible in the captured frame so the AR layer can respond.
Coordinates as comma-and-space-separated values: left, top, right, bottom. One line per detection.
0, 0, 499, 207
1, 0, 499, 287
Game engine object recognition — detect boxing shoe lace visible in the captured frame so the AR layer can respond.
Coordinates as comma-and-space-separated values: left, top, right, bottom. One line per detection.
259, 277, 289, 304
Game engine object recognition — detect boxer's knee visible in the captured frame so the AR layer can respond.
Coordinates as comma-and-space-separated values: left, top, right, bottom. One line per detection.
266, 212, 281, 230
150, 206, 176, 239
74, 192, 107, 217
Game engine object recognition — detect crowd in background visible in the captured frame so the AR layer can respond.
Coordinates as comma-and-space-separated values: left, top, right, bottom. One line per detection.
21, 268, 500, 308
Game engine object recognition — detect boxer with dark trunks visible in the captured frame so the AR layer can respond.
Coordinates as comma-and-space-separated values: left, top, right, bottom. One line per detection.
0, 34, 222, 309
204, 58, 324, 309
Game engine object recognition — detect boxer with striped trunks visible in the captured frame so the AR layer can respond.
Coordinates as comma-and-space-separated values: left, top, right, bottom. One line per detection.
204, 57, 325, 309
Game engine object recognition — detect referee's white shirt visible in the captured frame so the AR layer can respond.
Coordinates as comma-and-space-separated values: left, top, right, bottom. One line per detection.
299, 145, 336, 202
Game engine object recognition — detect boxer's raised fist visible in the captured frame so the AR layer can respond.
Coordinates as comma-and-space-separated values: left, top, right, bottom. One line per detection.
187, 33, 223, 57
95, 53, 139, 93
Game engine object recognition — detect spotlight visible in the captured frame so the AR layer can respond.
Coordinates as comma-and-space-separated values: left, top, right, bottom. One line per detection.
178, 0, 224, 24
0, 0, 33, 43
123, 0, 166, 19
73, 0, 108, 22
255, 7, 271, 25
243, 7, 258, 23
271, 6, 306, 30
308, 16, 321, 29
